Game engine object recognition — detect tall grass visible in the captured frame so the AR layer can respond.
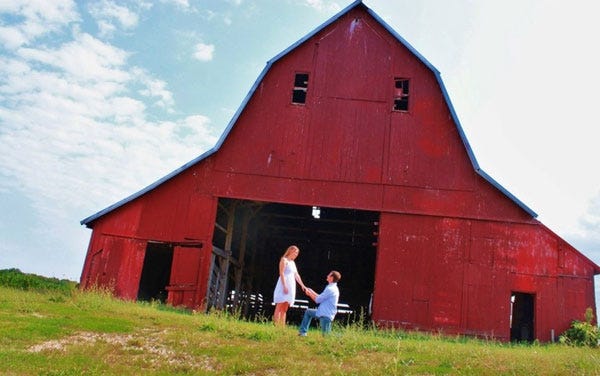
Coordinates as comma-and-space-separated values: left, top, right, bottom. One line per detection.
1, 270, 599, 375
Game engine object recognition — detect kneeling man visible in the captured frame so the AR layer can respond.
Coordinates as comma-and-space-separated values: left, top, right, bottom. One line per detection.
298, 270, 341, 336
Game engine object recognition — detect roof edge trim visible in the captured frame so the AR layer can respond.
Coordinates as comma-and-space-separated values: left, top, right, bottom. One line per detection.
80, 147, 217, 225
476, 169, 538, 217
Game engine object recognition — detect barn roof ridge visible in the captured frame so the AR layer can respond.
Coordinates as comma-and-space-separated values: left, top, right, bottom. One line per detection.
81, 0, 536, 226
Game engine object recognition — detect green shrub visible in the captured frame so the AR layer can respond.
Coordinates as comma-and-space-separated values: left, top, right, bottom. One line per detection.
559, 308, 599, 347
0, 268, 77, 294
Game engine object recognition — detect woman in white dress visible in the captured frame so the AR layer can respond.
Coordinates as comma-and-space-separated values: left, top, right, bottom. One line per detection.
273, 245, 306, 326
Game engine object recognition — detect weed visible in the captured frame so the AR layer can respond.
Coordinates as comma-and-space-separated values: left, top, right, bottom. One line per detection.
559, 308, 600, 347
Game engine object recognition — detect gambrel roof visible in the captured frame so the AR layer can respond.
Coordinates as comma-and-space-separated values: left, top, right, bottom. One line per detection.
81, 0, 536, 226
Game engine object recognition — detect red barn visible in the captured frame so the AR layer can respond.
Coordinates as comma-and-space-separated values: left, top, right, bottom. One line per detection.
80, 1, 599, 342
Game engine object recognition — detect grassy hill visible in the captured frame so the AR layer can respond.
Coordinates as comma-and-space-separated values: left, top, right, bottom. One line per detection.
1, 269, 599, 375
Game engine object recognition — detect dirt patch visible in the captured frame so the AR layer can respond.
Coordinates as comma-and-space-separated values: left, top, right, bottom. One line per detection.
28, 329, 216, 371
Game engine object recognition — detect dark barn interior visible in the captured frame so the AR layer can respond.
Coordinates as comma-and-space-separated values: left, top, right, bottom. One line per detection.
137, 243, 173, 303
510, 291, 535, 342
209, 197, 379, 323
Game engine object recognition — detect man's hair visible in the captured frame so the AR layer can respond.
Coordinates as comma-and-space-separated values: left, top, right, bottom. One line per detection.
330, 270, 341, 282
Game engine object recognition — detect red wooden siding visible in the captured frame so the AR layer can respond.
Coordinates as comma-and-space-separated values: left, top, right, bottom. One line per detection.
81, 173, 217, 304
373, 212, 596, 341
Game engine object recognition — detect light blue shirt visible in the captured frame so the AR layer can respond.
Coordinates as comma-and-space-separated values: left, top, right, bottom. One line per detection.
315, 282, 339, 321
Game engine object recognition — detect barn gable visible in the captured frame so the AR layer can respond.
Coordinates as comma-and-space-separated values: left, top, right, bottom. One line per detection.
79, 0, 600, 342
81, 0, 534, 227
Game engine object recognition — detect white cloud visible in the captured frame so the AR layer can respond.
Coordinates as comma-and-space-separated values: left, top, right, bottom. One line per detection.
301, 0, 341, 12
0, 50, 217, 236
17, 32, 130, 83
193, 42, 215, 61
95, 20, 117, 38
160, 0, 190, 10
88, 0, 139, 37
577, 194, 600, 242
0, 26, 28, 49
0, 0, 78, 48
134, 68, 175, 110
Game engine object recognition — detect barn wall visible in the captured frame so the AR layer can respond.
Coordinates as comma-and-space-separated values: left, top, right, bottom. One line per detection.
209, 8, 534, 224
139, 176, 215, 240
80, 201, 144, 291
80, 233, 146, 300
373, 212, 597, 341
81, 170, 218, 305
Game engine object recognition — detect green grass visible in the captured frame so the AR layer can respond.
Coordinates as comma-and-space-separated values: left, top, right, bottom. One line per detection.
1, 271, 599, 375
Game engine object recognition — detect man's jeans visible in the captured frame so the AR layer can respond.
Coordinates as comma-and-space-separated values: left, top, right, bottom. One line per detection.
298, 308, 332, 335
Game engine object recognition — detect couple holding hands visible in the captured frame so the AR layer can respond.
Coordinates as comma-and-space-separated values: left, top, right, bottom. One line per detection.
272, 245, 341, 336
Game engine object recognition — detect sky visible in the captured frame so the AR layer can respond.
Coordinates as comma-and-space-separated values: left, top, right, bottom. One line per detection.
1, 0, 599, 310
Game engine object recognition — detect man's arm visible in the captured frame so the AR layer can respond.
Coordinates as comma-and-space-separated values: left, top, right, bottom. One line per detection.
314, 286, 334, 304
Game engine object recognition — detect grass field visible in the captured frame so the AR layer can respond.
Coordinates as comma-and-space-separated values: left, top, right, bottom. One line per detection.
1, 270, 599, 375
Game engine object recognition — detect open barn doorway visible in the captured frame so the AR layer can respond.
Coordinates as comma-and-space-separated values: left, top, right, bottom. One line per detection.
137, 243, 174, 303
206, 198, 379, 324
510, 292, 535, 342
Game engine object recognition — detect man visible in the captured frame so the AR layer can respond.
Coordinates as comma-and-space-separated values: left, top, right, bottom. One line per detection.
298, 270, 341, 336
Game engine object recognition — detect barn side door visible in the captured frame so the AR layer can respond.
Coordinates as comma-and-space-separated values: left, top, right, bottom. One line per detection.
510, 291, 535, 342
165, 244, 204, 307
206, 245, 231, 310
205, 200, 237, 310
205, 199, 261, 311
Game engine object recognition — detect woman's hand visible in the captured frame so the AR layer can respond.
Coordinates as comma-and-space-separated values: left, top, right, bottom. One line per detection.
283, 286, 289, 294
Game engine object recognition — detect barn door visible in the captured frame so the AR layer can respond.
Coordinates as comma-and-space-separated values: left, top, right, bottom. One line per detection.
205, 246, 231, 310
166, 245, 203, 307
510, 292, 535, 342
205, 200, 237, 310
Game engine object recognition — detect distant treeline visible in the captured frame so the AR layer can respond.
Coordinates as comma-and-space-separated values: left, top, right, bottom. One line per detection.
0, 268, 77, 293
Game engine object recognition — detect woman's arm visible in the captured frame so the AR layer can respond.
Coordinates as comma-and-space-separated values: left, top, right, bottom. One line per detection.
279, 258, 288, 294
295, 272, 306, 291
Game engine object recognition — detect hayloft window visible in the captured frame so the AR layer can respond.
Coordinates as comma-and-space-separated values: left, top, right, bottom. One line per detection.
292, 73, 309, 104
393, 78, 410, 111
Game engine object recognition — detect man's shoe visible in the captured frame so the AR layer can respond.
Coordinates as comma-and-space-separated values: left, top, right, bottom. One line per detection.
298, 333, 307, 337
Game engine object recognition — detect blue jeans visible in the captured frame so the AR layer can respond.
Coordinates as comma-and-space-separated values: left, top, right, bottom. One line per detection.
298, 308, 332, 335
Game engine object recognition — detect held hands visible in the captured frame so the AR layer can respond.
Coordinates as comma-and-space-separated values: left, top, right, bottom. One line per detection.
302, 286, 317, 300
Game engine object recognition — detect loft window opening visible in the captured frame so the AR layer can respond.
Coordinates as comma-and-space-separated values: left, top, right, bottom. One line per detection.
311, 206, 321, 219
393, 78, 409, 112
292, 72, 309, 104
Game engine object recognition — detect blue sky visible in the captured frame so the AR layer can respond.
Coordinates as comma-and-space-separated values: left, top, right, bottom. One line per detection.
1, 0, 600, 308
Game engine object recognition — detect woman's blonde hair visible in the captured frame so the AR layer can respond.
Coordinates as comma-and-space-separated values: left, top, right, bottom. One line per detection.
282, 245, 299, 258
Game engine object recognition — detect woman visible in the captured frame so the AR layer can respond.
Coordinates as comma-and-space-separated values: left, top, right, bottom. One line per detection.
273, 245, 306, 326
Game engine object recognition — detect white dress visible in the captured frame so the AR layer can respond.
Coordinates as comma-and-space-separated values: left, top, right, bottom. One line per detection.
273, 258, 297, 305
